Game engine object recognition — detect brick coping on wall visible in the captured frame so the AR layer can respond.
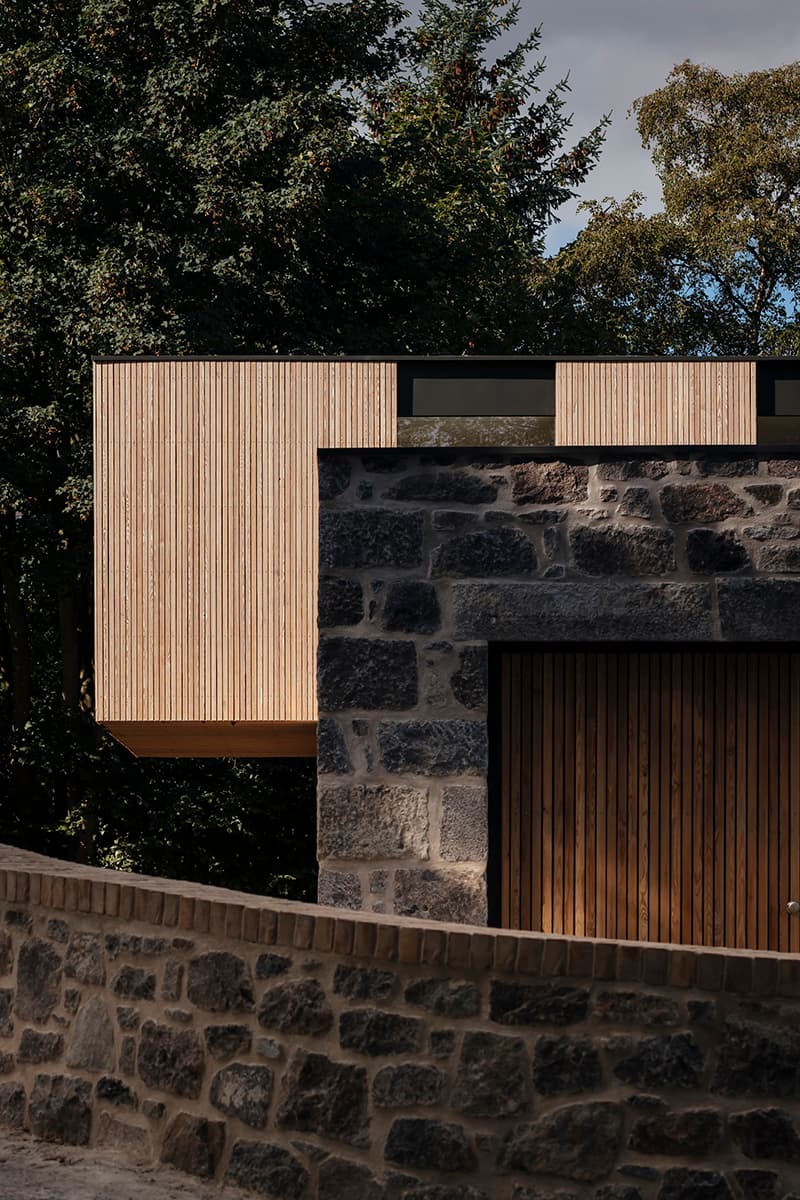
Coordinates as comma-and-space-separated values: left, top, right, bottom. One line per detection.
2, 844, 798, 1000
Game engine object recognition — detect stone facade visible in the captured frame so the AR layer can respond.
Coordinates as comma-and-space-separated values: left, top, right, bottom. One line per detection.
317, 448, 800, 923
5, 845, 800, 1196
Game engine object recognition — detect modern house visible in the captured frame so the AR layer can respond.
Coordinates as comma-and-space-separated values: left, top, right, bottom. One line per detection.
93, 356, 800, 956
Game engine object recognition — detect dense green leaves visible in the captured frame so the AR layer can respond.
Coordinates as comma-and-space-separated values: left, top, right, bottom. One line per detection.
538, 61, 800, 355
0, 0, 601, 891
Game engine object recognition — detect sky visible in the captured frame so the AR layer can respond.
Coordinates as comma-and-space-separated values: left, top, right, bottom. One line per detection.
444, 0, 800, 252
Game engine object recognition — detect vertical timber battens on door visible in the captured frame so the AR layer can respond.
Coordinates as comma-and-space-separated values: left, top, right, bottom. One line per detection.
94, 360, 397, 755
499, 647, 800, 953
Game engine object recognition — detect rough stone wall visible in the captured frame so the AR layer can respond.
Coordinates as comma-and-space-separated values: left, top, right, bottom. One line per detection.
317, 447, 800, 923
5, 846, 800, 1198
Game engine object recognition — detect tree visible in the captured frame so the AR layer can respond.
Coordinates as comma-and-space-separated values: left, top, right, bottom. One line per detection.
537, 60, 800, 356
0, 0, 604, 889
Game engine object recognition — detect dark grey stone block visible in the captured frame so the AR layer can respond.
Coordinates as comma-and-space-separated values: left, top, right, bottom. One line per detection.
687, 529, 749, 573
382, 581, 441, 634
718, 579, 800, 640
317, 869, 362, 910
404, 978, 480, 1018
318, 784, 429, 860
29, 1074, 91, 1144
15, 938, 62, 1022
226, 1140, 308, 1198
378, 720, 487, 775
384, 1117, 473, 1172
95, 1077, 137, 1108
594, 991, 679, 1025
498, 1101, 623, 1182
204, 1024, 252, 1062
320, 510, 424, 569
452, 1031, 529, 1117
334, 965, 397, 1002
210, 1062, 274, 1128
511, 461, 589, 504
276, 1049, 369, 1146
0, 1081, 25, 1129
729, 1107, 800, 1161
319, 637, 417, 710
187, 952, 254, 1013
570, 525, 675, 576
318, 576, 363, 628
533, 1035, 602, 1096
373, 1063, 445, 1108
64, 933, 105, 986
318, 1155, 386, 1200
660, 482, 748, 523
453, 582, 713, 642
450, 646, 488, 710
111, 966, 155, 1001
319, 459, 351, 501
657, 1169, 733, 1199
383, 470, 497, 504
17, 1029, 64, 1064
732, 1169, 783, 1200
317, 718, 352, 774
619, 487, 653, 518
431, 528, 536, 577
339, 1009, 423, 1057
258, 979, 333, 1036
712, 1018, 800, 1097
137, 1021, 205, 1098
394, 868, 487, 924
490, 981, 590, 1026
614, 1033, 704, 1089
629, 1107, 723, 1156
161, 1111, 225, 1179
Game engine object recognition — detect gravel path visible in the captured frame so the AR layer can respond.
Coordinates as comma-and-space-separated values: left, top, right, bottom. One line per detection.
0, 1132, 249, 1200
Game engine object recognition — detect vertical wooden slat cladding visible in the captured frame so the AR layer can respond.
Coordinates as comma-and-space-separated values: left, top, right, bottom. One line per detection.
555, 360, 756, 445
94, 360, 397, 738
500, 647, 799, 952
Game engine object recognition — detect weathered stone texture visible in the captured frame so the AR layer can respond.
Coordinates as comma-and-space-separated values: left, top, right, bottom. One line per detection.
394, 868, 487, 924
0, 1081, 25, 1129
619, 487, 653, 518
490, 981, 590, 1026
404, 977, 480, 1018
450, 646, 488, 710
29, 1074, 92, 1145
225, 1140, 309, 1198
498, 1101, 623, 1182
686, 529, 749, 573
431, 527, 537, 577
440, 786, 488, 861
733, 1169, 784, 1200
533, 1035, 602, 1096
334, 965, 397, 1003
318, 637, 418, 710
660, 482, 748, 523
384, 470, 497, 505
65, 994, 115, 1073
373, 1063, 446, 1108
712, 1019, 800, 1097
384, 1117, 473, 1172
319, 458, 351, 501
210, 1062, 273, 1128
317, 1155, 386, 1200
318, 869, 362, 910
95, 1076, 137, 1108
64, 933, 105, 986
276, 1049, 369, 1147
17, 1029, 64, 1064
511, 461, 589, 504
317, 718, 352, 774
594, 991, 679, 1026
570, 525, 675, 576
451, 1031, 529, 1117
319, 510, 424, 569
204, 1024, 252, 1061
187, 953, 254, 1013
318, 576, 363, 628
137, 1022, 205, 1099
614, 1033, 704, 1089
718, 579, 800, 639
339, 1009, 423, 1057
258, 979, 333, 1036
729, 1107, 800, 1161
629, 1107, 724, 1156
453, 581, 713, 642
0, 988, 13, 1037
318, 784, 429, 860
378, 720, 487, 775
382, 581, 441, 634
0, 930, 11, 976
15, 938, 61, 1022
112, 966, 155, 1000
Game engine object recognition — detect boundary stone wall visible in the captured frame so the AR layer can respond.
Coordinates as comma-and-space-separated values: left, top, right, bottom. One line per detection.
3, 846, 800, 1197
317, 447, 800, 925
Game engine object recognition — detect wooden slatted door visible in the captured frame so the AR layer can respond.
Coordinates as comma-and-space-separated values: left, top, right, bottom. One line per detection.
499, 648, 800, 952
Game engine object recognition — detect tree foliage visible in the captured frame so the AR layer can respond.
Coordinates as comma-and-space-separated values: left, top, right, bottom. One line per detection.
0, 0, 601, 891
537, 60, 800, 355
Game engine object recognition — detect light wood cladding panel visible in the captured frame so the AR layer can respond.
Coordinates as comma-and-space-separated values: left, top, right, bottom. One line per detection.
555, 360, 756, 446
94, 360, 396, 728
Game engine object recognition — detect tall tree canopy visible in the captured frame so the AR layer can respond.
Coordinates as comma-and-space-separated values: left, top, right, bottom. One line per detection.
0, 0, 602, 890
537, 60, 800, 355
